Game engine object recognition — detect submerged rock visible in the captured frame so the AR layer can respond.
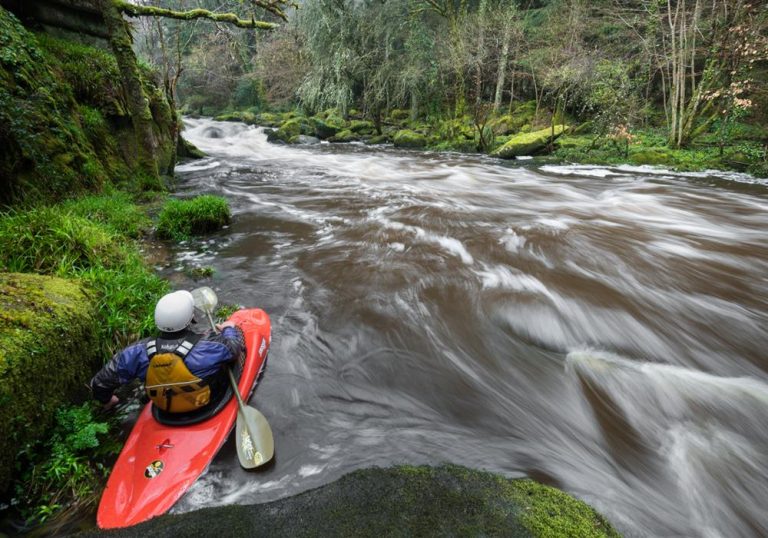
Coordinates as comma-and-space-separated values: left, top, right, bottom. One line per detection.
491, 125, 568, 159
81, 465, 621, 537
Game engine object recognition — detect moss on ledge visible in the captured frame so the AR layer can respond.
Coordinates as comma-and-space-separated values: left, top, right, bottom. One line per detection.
0, 272, 100, 493
83, 465, 620, 537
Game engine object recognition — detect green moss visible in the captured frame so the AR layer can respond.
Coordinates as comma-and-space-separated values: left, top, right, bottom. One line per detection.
0, 8, 107, 205
348, 119, 375, 134
0, 273, 101, 494
35, 33, 124, 116
393, 129, 427, 148
329, 129, 357, 142
311, 116, 342, 139
156, 195, 231, 241
491, 125, 567, 159
366, 134, 391, 145
88, 465, 620, 537
388, 109, 410, 122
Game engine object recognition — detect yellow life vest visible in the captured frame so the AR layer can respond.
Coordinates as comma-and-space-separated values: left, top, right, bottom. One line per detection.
145, 336, 210, 413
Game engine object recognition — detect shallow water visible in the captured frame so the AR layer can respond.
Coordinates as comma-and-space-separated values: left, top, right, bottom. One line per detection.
170, 118, 768, 538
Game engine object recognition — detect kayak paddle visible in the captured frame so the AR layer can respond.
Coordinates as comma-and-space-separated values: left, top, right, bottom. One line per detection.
191, 287, 274, 468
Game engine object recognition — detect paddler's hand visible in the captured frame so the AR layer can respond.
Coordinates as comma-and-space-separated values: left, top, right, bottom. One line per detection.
102, 395, 120, 411
216, 320, 237, 331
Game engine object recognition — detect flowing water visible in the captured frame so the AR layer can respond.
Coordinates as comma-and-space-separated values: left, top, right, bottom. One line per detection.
170, 118, 768, 538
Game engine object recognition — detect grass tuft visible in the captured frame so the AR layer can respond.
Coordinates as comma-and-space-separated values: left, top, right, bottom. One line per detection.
156, 195, 231, 241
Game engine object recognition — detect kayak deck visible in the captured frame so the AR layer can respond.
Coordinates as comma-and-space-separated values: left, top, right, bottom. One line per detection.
96, 308, 271, 529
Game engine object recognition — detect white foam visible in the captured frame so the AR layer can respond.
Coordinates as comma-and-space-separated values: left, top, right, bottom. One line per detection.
383, 220, 474, 265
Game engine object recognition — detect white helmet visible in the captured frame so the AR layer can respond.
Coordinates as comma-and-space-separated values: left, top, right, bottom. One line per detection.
154, 290, 195, 332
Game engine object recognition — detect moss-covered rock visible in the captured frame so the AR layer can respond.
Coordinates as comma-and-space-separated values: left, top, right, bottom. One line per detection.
348, 119, 375, 134
389, 109, 410, 122
491, 125, 567, 159
256, 112, 282, 127
629, 149, 674, 166
0, 7, 177, 205
329, 129, 357, 142
81, 465, 621, 538
310, 116, 342, 139
366, 134, 391, 145
176, 135, 205, 160
393, 129, 427, 148
0, 272, 101, 494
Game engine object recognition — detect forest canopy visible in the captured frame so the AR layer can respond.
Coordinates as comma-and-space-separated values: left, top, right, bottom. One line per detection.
134, 0, 767, 162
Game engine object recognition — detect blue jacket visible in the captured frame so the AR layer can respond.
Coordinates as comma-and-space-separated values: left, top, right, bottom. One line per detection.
91, 326, 245, 404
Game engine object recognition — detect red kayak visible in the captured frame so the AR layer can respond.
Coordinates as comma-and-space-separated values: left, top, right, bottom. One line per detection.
97, 308, 271, 529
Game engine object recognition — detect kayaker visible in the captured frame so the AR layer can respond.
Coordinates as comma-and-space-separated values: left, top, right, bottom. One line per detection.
90, 290, 245, 413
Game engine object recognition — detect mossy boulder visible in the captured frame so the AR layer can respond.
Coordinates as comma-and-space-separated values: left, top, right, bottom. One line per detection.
630, 150, 674, 166
367, 134, 391, 145
393, 129, 427, 149
348, 119, 375, 134
176, 135, 205, 160
82, 465, 621, 538
388, 109, 410, 122
491, 125, 567, 159
256, 112, 282, 127
310, 116, 343, 139
0, 272, 101, 494
329, 129, 357, 143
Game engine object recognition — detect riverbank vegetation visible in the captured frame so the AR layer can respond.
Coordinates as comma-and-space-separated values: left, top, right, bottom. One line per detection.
138, 0, 767, 176
0, 190, 237, 526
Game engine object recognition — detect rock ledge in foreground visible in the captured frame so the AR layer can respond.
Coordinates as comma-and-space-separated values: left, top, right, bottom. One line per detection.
86, 464, 620, 538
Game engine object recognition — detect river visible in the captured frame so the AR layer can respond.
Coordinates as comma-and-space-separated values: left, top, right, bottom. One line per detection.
169, 118, 768, 538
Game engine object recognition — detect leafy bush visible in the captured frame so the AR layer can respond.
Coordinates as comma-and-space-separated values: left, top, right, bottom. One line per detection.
156, 195, 231, 241
14, 403, 118, 523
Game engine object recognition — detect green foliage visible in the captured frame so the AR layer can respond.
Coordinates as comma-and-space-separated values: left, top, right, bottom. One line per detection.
0, 207, 130, 274
0, 197, 168, 351
14, 402, 118, 524
584, 60, 638, 136
232, 76, 265, 110
60, 192, 151, 238
156, 195, 232, 241
35, 33, 123, 114
0, 8, 107, 205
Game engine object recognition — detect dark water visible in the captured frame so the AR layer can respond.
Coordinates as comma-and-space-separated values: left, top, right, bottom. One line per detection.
170, 118, 768, 538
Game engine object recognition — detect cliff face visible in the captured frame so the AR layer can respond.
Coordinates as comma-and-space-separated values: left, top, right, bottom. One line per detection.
0, 2, 176, 206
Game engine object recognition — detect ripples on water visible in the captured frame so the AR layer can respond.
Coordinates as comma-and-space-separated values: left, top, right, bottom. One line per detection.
171, 119, 768, 537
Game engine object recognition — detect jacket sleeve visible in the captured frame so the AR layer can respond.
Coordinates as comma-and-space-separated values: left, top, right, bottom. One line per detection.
90, 343, 146, 403
213, 326, 246, 361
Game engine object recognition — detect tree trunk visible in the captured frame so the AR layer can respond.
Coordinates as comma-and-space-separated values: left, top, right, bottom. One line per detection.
493, 23, 511, 113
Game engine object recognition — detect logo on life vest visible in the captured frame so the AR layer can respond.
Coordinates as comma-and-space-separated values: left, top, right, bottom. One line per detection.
258, 337, 267, 357
144, 460, 164, 478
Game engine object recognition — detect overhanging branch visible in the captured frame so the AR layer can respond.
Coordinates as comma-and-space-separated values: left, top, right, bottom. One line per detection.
114, 1, 281, 30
